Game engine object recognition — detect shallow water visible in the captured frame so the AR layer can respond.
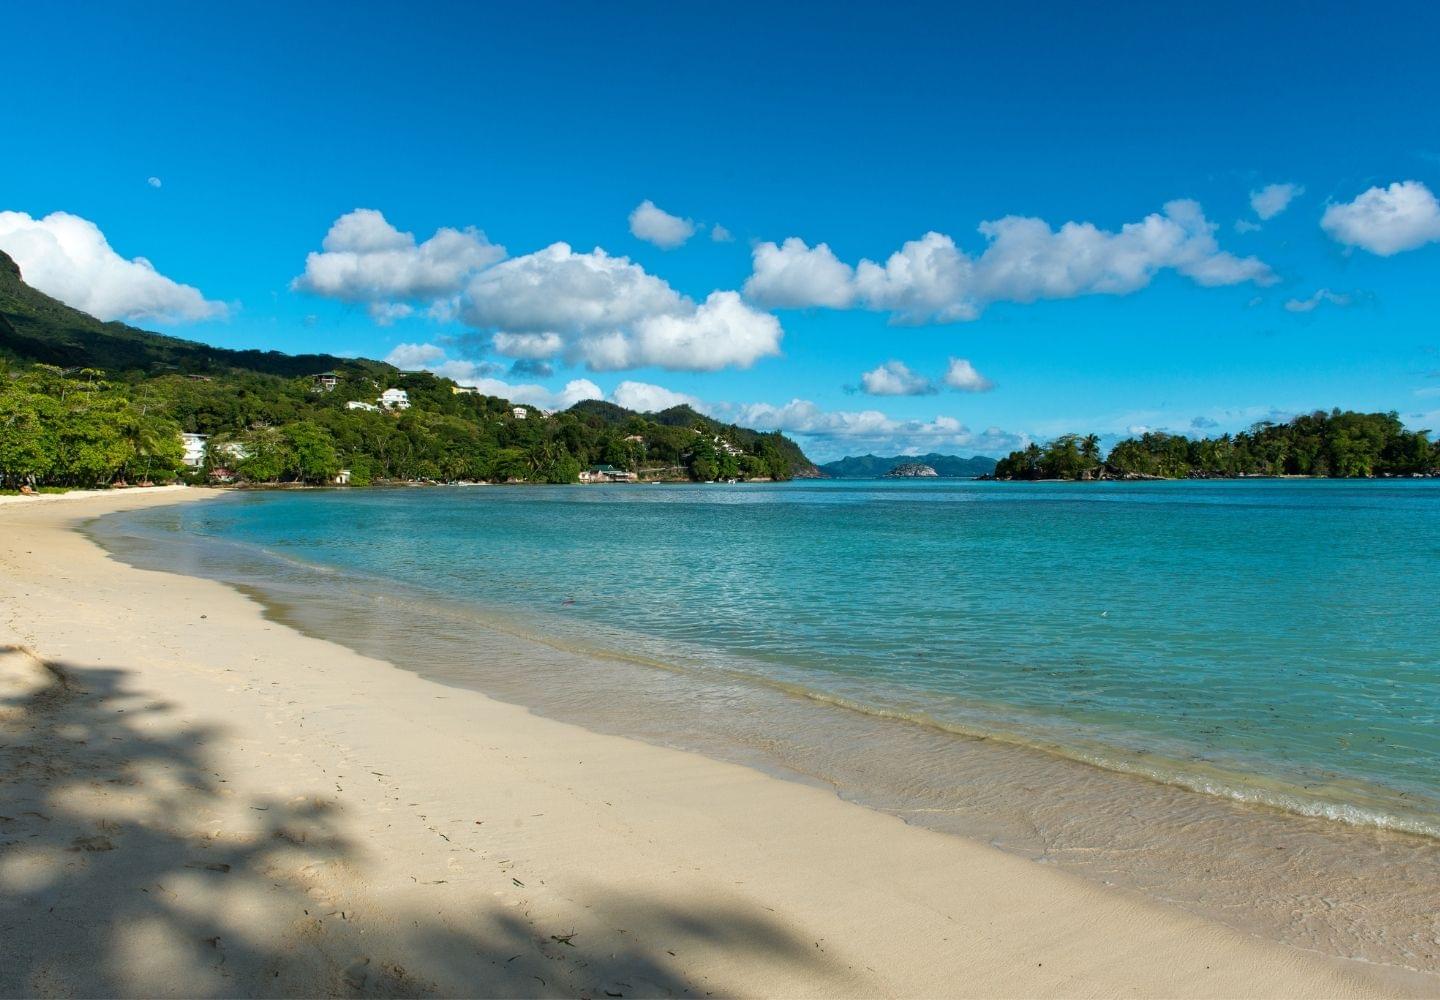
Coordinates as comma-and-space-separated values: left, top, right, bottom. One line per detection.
92, 480, 1440, 974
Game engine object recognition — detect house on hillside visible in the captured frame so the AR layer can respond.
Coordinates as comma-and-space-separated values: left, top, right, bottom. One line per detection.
313, 372, 339, 391
451, 385, 478, 395
714, 436, 744, 457
346, 400, 379, 412
512, 406, 527, 419
179, 432, 208, 468
380, 388, 410, 410
580, 464, 638, 483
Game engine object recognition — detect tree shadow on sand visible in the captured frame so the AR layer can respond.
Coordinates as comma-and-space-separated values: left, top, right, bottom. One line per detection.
0, 646, 841, 998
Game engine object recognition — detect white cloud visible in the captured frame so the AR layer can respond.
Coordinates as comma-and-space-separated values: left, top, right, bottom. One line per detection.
853, 231, 977, 322
1321, 180, 1440, 256
146, 177, 162, 189
1284, 288, 1351, 313
383, 342, 448, 369
1249, 182, 1303, 220
464, 242, 683, 338
462, 376, 605, 410
747, 200, 1273, 323
463, 244, 781, 371
744, 237, 856, 308
611, 380, 702, 412
623, 291, 782, 372
1233, 219, 1262, 234
943, 357, 995, 392
710, 224, 733, 243
369, 302, 415, 325
0, 210, 228, 323
293, 208, 505, 306
860, 360, 936, 396
491, 331, 565, 360
628, 200, 696, 249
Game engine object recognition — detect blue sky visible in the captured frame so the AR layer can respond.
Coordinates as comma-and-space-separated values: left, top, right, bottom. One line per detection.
4, 0, 1440, 460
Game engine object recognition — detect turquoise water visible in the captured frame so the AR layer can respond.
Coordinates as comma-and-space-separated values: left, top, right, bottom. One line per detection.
105, 479, 1440, 834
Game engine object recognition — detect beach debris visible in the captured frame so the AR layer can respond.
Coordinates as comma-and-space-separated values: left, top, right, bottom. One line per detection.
550, 932, 577, 947
512, 877, 525, 887
69, 835, 115, 852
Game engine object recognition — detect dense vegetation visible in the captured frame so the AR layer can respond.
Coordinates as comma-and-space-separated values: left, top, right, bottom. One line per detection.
817, 452, 997, 478
0, 252, 816, 489
993, 411, 1439, 480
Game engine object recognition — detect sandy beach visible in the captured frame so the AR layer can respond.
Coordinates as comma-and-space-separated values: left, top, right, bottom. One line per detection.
0, 489, 1428, 998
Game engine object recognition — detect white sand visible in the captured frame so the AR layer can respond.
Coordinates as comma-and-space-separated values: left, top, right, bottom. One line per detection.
0, 489, 1428, 998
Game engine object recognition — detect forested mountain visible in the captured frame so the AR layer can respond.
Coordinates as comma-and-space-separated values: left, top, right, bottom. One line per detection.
0, 252, 816, 489
0, 251, 373, 378
992, 413, 1439, 480
818, 453, 997, 478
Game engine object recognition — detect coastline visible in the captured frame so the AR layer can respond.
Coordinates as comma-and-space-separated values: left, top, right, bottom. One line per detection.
1, 490, 1430, 997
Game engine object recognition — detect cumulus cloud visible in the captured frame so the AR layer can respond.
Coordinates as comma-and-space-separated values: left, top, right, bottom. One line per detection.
746, 200, 1273, 323
1321, 181, 1440, 256
492, 331, 566, 360
508, 359, 553, 378
1249, 183, 1303, 220
1284, 288, 1352, 313
369, 302, 415, 325
293, 208, 505, 307
0, 210, 227, 323
464, 244, 781, 371
383, 342, 447, 369
611, 380, 702, 412
463, 376, 604, 410
860, 360, 936, 396
743, 237, 856, 308
628, 200, 696, 248
710, 224, 734, 243
943, 357, 995, 392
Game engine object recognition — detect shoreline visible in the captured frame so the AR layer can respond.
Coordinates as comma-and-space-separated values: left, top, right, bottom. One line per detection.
2, 490, 1432, 997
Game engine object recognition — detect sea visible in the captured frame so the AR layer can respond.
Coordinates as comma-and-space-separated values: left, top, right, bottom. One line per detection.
91, 479, 1440, 975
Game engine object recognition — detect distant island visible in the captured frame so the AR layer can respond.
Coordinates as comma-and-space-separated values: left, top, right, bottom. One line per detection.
0, 251, 820, 490
819, 453, 998, 478
989, 419, 1439, 480
886, 462, 939, 478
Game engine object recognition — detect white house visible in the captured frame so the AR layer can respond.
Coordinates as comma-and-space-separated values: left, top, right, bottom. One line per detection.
512, 406, 527, 419
346, 400, 379, 412
312, 372, 339, 391
451, 385, 478, 395
380, 388, 410, 410
180, 432, 208, 468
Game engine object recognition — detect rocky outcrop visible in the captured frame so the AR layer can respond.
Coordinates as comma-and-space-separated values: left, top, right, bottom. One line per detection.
885, 463, 939, 478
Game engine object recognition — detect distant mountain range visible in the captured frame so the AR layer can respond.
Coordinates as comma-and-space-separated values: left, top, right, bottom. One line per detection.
818, 453, 997, 478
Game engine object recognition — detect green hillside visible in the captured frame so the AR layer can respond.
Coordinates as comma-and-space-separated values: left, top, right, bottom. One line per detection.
0, 251, 377, 379
0, 253, 817, 488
